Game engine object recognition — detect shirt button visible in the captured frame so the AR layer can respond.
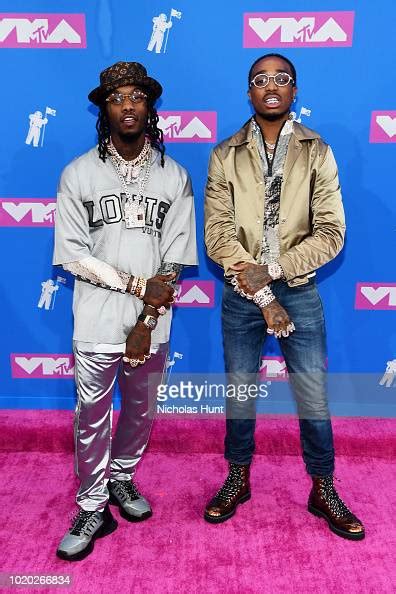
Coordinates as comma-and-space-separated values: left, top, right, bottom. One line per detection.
257, 219, 261, 224
280, 218, 286, 223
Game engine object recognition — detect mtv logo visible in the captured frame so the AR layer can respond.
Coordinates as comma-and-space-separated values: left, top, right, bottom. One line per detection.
174, 281, 215, 308
0, 199, 56, 227
369, 111, 396, 143
355, 283, 396, 310
158, 112, 217, 143
259, 357, 289, 382
0, 13, 86, 48
243, 12, 354, 48
11, 354, 75, 379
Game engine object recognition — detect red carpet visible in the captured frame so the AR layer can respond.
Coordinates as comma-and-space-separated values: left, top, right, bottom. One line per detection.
0, 412, 395, 594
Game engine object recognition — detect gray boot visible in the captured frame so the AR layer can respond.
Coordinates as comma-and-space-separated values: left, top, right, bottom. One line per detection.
109, 479, 152, 521
56, 504, 117, 561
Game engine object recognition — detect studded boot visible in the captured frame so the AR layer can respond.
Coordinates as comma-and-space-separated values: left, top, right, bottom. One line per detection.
204, 463, 251, 523
308, 475, 365, 540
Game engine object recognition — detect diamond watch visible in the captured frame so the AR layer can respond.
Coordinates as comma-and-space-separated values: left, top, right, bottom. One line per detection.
268, 262, 284, 280
138, 313, 158, 330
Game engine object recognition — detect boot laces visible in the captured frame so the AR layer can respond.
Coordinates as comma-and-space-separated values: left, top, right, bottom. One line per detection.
216, 464, 244, 502
113, 480, 141, 502
319, 476, 352, 519
70, 509, 100, 537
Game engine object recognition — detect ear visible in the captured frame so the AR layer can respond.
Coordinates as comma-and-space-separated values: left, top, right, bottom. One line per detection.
247, 89, 251, 101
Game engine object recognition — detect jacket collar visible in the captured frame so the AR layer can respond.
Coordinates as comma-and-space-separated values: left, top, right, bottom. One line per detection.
228, 118, 320, 147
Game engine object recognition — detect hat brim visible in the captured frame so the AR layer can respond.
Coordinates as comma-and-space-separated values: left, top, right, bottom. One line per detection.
88, 75, 162, 105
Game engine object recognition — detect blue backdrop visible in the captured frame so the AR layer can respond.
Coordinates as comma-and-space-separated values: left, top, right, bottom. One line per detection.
1, 1, 395, 415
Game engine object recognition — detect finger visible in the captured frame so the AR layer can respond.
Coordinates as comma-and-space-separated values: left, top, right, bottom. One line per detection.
230, 263, 248, 272
156, 273, 176, 282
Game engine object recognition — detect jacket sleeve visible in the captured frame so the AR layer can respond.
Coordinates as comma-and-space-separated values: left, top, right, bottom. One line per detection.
278, 145, 346, 281
204, 147, 256, 275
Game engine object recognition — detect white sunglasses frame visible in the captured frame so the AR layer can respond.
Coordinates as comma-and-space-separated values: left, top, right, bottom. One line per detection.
249, 72, 294, 88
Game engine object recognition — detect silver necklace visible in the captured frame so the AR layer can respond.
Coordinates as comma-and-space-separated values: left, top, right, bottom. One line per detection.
107, 139, 151, 184
265, 140, 276, 150
107, 139, 152, 228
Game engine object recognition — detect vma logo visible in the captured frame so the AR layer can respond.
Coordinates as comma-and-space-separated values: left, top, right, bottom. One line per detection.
0, 199, 56, 227
0, 14, 86, 48
243, 12, 354, 48
11, 354, 75, 379
174, 281, 215, 308
158, 112, 217, 143
259, 357, 289, 382
369, 111, 396, 143
355, 283, 396, 310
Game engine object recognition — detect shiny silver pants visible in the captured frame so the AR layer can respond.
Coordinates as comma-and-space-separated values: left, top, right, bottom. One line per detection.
73, 343, 168, 511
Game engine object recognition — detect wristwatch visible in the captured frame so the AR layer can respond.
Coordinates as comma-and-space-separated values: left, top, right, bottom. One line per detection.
138, 313, 158, 330
268, 262, 284, 280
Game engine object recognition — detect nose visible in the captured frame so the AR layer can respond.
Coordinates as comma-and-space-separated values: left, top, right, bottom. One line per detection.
121, 97, 135, 111
266, 76, 278, 92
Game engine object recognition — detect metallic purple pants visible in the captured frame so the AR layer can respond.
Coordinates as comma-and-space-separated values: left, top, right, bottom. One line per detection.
73, 343, 168, 511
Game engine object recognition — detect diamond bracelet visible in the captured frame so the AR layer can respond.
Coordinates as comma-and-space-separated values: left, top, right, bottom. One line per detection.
253, 286, 276, 308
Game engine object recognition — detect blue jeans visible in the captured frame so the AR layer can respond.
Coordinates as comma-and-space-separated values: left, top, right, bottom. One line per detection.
222, 279, 335, 476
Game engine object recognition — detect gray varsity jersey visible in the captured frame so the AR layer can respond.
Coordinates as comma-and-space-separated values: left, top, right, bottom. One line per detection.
53, 146, 198, 343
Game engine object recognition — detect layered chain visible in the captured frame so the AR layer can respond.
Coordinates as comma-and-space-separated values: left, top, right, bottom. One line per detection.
107, 138, 152, 204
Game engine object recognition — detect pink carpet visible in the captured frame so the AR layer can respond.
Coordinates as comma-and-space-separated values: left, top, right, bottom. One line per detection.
0, 412, 395, 594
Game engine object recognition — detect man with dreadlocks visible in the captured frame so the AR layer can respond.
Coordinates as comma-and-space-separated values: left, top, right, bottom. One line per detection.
54, 62, 197, 561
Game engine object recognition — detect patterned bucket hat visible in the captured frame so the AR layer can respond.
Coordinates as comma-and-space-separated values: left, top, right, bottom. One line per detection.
88, 61, 162, 105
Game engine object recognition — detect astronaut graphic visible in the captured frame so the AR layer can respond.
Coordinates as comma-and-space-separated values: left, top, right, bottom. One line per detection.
147, 9, 182, 54
38, 279, 59, 310
25, 111, 48, 147
166, 351, 183, 381
379, 359, 396, 388
25, 107, 56, 148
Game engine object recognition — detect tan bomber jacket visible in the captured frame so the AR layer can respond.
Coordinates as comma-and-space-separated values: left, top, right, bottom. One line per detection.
204, 120, 346, 286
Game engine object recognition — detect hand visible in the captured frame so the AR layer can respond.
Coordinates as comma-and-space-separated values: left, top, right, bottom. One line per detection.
144, 273, 176, 308
230, 263, 272, 295
124, 323, 152, 367
261, 300, 295, 339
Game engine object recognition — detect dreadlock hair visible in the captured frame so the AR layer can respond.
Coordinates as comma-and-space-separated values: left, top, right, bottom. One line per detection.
248, 53, 297, 88
96, 99, 166, 167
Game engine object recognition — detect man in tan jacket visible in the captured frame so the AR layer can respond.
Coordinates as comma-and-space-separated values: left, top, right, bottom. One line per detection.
204, 53, 364, 540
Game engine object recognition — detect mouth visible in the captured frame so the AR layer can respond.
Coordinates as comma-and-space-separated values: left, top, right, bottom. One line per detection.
121, 115, 138, 124
263, 95, 281, 108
